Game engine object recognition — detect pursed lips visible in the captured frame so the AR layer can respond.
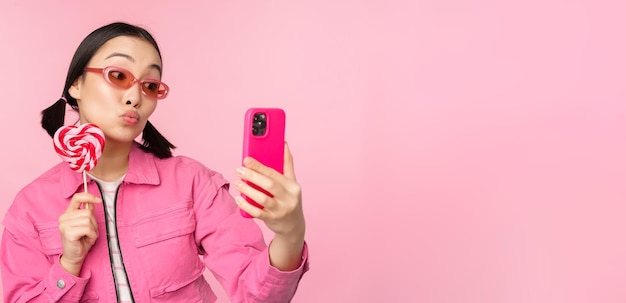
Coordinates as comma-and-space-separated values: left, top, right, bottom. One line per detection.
122, 110, 140, 125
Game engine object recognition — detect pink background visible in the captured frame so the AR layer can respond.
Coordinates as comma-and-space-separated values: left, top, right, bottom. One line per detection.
1, 1, 625, 302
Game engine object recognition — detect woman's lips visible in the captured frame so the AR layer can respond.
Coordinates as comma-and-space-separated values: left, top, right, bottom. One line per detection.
122, 110, 139, 126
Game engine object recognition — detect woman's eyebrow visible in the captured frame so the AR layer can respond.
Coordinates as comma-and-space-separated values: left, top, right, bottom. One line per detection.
105, 52, 134, 62
150, 63, 162, 75
104, 52, 162, 74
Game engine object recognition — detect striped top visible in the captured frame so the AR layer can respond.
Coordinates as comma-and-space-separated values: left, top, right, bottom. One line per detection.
90, 174, 134, 303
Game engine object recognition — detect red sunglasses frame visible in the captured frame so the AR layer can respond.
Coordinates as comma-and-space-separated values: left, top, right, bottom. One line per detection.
84, 66, 169, 100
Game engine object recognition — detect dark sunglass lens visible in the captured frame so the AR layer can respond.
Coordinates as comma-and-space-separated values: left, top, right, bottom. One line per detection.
107, 69, 131, 88
142, 82, 161, 98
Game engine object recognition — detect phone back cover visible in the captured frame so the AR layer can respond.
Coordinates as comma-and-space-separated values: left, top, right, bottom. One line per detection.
243, 108, 285, 174
241, 108, 285, 217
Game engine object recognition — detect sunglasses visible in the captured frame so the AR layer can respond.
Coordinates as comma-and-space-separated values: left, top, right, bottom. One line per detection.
84, 66, 169, 100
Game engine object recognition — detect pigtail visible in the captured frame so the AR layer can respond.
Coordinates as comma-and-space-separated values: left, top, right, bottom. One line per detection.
41, 98, 67, 138
140, 120, 176, 159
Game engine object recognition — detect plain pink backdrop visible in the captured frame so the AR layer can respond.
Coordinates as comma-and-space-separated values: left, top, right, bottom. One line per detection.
1, 1, 625, 302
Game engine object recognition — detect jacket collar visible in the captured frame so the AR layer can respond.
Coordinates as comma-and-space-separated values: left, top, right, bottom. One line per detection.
61, 142, 161, 198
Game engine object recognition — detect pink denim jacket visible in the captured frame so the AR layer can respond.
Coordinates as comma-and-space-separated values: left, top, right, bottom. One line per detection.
1, 143, 308, 302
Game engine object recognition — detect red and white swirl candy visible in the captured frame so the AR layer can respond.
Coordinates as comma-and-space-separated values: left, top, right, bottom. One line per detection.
53, 123, 105, 173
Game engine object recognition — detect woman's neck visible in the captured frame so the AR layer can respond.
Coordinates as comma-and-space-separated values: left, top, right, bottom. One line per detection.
88, 141, 133, 182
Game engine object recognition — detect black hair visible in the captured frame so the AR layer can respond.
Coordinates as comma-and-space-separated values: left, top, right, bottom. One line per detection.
41, 22, 175, 159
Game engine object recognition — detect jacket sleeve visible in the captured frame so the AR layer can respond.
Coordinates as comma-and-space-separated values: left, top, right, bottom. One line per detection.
192, 167, 309, 303
1, 204, 91, 303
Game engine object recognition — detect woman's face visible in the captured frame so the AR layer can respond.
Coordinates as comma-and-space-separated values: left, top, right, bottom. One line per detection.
69, 36, 163, 145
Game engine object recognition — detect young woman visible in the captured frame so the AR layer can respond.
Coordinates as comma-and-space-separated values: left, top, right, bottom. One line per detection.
1, 22, 308, 303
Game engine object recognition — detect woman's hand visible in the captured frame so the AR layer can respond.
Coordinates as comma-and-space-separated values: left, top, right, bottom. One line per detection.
58, 192, 101, 276
234, 142, 305, 270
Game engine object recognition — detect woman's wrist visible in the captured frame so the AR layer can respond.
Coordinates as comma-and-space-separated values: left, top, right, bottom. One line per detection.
269, 232, 305, 271
60, 254, 84, 276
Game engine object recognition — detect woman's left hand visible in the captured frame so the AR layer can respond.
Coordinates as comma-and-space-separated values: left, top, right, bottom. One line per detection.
234, 142, 305, 242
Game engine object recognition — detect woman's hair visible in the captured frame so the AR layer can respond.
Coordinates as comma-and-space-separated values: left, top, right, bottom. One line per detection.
41, 22, 175, 159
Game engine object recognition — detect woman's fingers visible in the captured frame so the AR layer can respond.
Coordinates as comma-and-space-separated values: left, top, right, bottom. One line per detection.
241, 156, 284, 185
235, 180, 274, 208
234, 172, 302, 224
66, 192, 102, 211
237, 150, 299, 199
241, 143, 296, 182
59, 192, 101, 258
236, 164, 283, 198
61, 222, 98, 241
234, 143, 302, 227
59, 209, 98, 237
234, 195, 264, 219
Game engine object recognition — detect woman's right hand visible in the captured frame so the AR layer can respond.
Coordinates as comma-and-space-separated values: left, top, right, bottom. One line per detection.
58, 192, 102, 276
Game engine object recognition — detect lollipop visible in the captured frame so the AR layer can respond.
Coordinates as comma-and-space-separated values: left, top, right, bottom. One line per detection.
53, 123, 105, 207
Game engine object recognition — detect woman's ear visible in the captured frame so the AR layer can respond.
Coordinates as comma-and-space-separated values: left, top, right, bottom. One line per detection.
68, 78, 82, 100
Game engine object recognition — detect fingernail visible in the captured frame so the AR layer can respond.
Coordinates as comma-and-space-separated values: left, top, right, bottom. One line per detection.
235, 196, 243, 205
235, 181, 243, 188
244, 157, 253, 165
236, 167, 246, 176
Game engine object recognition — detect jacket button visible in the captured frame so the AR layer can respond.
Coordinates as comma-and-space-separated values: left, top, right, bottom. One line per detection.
56, 279, 66, 289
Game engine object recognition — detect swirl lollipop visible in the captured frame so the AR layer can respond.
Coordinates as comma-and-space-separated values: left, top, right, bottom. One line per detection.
53, 123, 105, 208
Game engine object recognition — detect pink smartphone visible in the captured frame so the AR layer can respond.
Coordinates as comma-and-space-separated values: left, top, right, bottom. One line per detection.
240, 108, 286, 218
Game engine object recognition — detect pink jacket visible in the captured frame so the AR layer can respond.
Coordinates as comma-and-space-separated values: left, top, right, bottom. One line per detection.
1, 143, 308, 302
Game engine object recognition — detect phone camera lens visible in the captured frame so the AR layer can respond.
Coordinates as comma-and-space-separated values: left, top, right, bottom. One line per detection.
252, 113, 267, 136
253, 113, 266, 122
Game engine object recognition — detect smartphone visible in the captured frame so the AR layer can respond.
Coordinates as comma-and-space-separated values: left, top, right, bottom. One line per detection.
240, 108, 286, 218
